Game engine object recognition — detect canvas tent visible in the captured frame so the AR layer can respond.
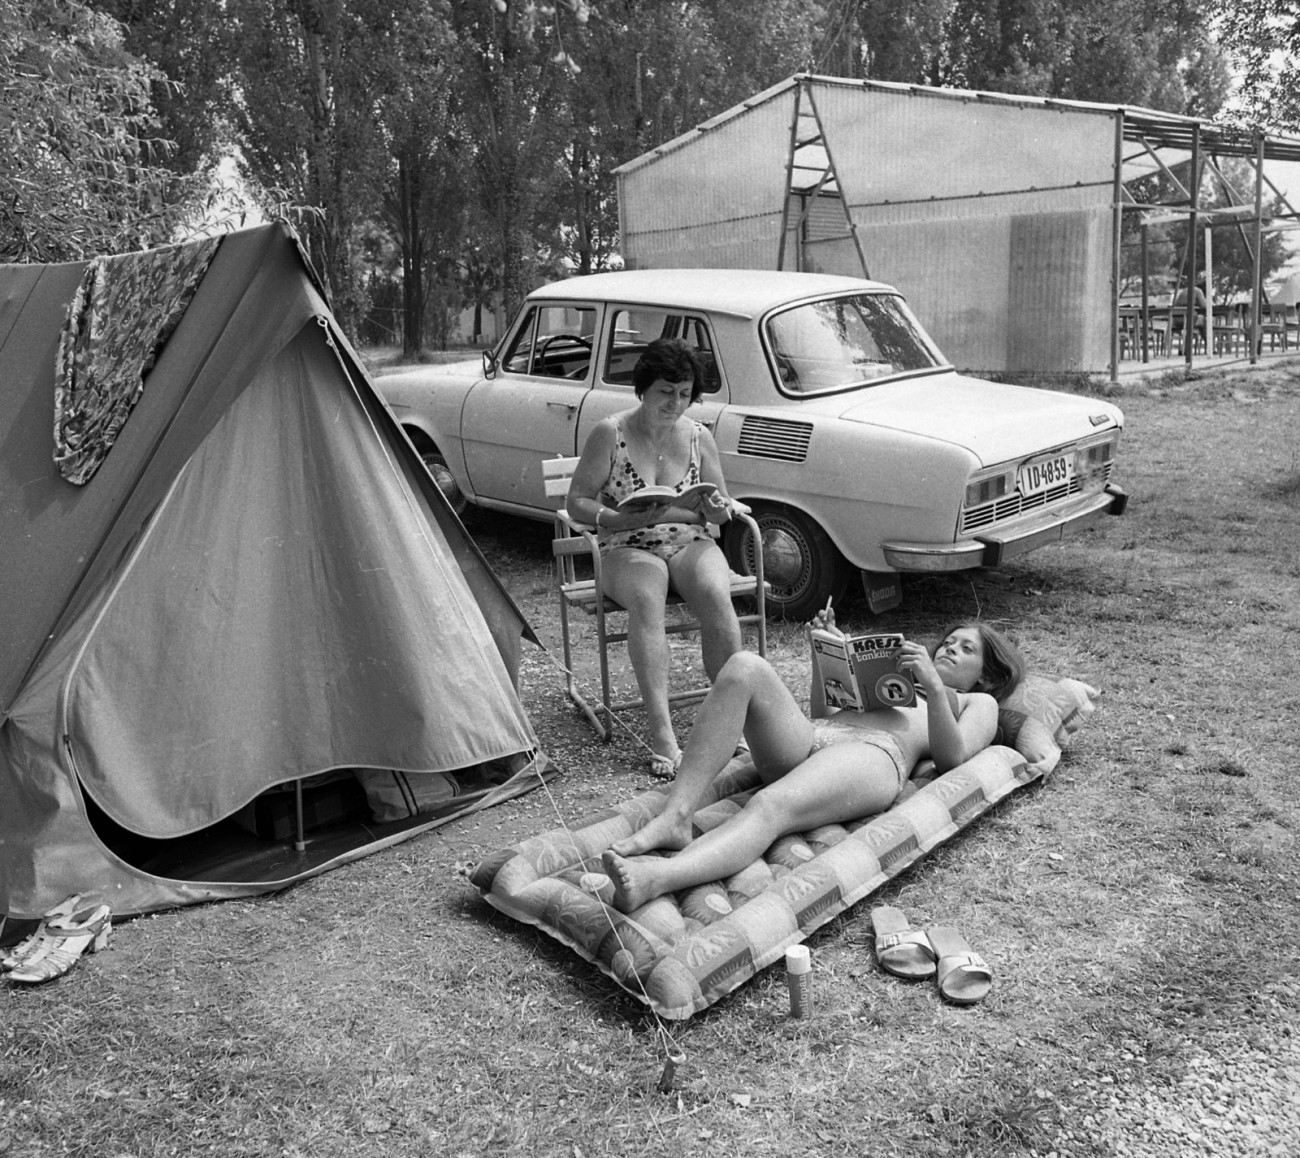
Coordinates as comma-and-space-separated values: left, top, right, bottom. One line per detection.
0, 223, 547, 921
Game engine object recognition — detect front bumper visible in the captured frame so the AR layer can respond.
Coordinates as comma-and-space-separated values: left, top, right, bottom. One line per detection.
881, 484, 1128, 573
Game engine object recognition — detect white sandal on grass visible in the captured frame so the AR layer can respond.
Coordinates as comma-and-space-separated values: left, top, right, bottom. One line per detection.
6, 903, 112, 984
1, 894, 82, 973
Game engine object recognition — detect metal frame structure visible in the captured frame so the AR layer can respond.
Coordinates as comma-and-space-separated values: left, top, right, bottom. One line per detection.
768, 75, 1300, 381
618, 74, 1300, 378
1117, 109, 1300, 374
776, 79, 871, 278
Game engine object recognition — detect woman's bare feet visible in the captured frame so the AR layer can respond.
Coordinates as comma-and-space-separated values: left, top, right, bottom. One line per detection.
610, 811, 694, 857
602, 850, 665, 912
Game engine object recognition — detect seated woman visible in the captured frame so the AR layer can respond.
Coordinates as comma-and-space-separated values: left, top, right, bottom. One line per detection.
602, 618, 1025, 913
567, 338, 742, 775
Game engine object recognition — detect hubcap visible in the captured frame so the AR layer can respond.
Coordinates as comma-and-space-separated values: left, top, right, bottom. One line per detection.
760, 527, 807, 593
425, 457, 465, 512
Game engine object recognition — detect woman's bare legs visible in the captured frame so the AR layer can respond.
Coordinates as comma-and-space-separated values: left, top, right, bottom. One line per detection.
602, 548, 677, 761
667, 539, 743, 681
610, 652, 815, 856
603, 740, 901, 912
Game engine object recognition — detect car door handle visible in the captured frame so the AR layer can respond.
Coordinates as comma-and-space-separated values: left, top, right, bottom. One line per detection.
547, 401, 578, 415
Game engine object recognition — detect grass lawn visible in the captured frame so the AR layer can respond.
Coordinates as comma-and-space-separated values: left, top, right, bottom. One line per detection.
3, 361, 1299, 1157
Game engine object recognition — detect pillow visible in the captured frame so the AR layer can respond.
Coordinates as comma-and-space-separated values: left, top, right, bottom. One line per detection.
355, 754, 555, 824
355, 769, 461, 823
994, 674, 1100, 775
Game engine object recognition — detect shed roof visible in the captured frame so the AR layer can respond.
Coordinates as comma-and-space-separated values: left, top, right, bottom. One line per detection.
616, 74, 1300, 190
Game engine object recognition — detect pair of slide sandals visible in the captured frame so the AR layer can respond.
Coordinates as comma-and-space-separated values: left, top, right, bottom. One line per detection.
870, 906, 992, 1005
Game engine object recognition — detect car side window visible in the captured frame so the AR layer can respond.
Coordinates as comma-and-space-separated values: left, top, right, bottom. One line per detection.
603, 308, 721, 393
765, 293, 942, 393
501, 304, 597, 379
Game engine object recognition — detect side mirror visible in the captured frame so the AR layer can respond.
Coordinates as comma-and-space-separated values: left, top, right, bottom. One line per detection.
482, 348, 498, 380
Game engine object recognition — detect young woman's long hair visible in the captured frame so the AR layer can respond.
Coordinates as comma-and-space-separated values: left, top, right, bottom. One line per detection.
932, 622, 1026, 702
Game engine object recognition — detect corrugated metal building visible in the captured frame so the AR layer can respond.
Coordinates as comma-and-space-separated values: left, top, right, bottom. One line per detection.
615, 75, 1300, 377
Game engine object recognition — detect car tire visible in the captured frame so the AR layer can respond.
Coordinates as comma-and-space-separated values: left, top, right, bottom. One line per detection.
724, 503, 850, 621
421, 450, 469, 517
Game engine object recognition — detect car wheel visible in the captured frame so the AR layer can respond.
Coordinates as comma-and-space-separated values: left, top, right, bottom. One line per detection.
421, 450, 469, 517
725, 504, 850, 620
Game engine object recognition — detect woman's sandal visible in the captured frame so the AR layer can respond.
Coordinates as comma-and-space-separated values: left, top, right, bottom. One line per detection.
1, 894, 82, 973
645, 752, 682, 781
6, 903, 112, 984
926, 925, 993, 1005
870, 906, 937, 980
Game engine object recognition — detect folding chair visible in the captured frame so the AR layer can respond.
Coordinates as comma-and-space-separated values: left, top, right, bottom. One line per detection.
1212, 303, 1245, 355
1258, 302, 1290, 352
1285, 303, 1300, 350
543, 456, 767, 741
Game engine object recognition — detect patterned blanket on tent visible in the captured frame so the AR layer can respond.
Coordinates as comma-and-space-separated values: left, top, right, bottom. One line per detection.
54, 237, 221, 485
470, 674, 1100, 1020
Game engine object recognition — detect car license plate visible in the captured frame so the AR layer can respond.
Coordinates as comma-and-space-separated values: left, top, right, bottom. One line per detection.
1018, 454, 1072, 496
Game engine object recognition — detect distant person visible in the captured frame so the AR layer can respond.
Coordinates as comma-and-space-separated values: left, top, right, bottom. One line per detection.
1173, 282, 1207, 309
567, 338, 742, 777
601, 616, 1026, 912
1172, 279, 1207, 351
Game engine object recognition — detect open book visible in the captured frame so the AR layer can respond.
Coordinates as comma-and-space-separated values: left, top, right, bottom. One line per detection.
810, 629, 916, 712
616, 481, 718, 512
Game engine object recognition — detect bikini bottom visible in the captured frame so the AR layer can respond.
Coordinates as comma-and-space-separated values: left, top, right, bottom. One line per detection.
807, 724, 911, 792
600, 523, 713, 563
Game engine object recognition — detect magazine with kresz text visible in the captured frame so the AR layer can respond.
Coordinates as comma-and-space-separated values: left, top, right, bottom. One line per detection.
809, 629, 916, 712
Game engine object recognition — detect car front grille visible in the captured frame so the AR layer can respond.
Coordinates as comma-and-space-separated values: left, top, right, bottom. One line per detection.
736, 416, 814, 462
960, 461, 1114, 532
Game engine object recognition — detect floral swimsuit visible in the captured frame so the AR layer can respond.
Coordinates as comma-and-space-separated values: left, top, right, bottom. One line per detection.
598, 417, 714, 560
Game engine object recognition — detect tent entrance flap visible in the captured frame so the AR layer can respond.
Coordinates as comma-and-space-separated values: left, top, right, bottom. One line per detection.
65, 326, 536, 840
82, 754, 553, 889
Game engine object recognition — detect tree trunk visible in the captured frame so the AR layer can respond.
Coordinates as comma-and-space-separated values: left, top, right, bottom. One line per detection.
399, 147, 425, 357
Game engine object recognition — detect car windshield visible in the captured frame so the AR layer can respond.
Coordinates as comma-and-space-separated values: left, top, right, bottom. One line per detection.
765, 293, 946, 393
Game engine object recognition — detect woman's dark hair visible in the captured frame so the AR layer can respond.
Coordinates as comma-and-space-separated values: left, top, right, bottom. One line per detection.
631, 338, 705, 403
931, 622, 1026, 702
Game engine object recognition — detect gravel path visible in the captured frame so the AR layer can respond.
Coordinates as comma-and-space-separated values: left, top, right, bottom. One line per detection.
1038, 1003, 1300, 1157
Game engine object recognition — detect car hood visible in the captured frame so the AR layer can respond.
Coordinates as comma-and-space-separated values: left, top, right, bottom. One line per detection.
830, 372, 1123, 466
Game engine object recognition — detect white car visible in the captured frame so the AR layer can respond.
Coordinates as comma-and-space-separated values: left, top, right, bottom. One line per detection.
378, 269, 1127, 618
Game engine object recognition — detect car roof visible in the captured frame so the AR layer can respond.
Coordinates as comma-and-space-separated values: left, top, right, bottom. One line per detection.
527, 268, 898, 318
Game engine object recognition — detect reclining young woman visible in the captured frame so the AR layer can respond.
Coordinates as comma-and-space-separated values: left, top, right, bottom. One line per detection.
601, 617, 1025, 913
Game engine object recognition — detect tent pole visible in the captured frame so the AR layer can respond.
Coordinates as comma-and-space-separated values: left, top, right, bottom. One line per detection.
294, 780, 306, 852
